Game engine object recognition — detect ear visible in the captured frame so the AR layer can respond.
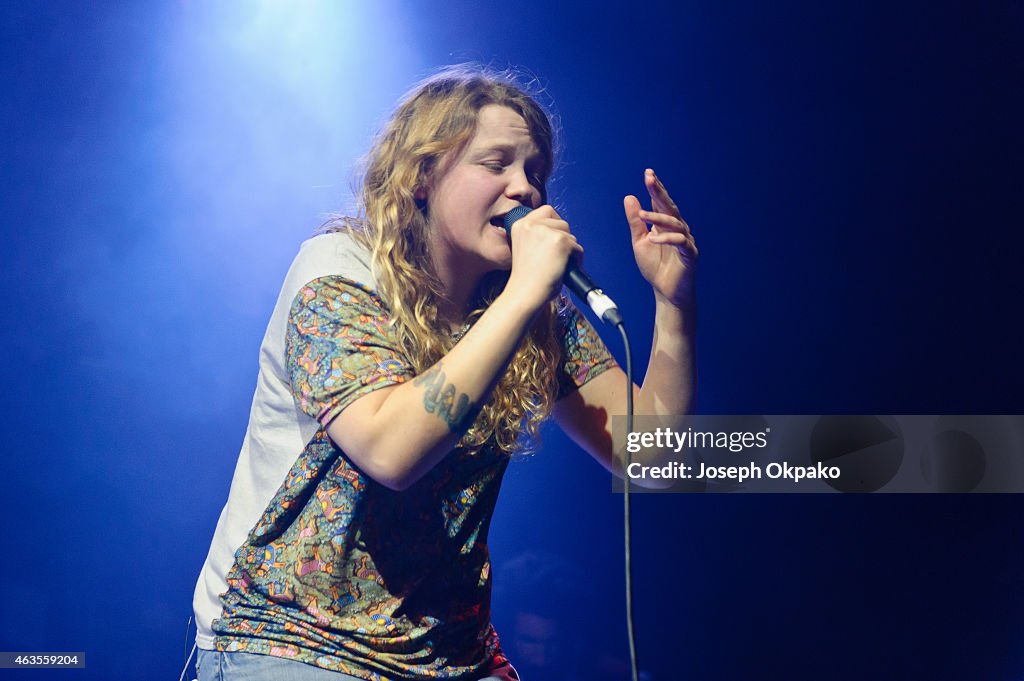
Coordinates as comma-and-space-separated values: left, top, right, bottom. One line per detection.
413, 186, 428, 213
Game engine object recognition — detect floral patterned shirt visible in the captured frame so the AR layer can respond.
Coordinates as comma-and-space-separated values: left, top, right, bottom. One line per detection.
212, 274, 616, 680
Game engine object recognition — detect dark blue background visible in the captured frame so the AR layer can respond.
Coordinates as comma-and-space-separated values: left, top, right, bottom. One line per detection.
1, 1, 1021, 679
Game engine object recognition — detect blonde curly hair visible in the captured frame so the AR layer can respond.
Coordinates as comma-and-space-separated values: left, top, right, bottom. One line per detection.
323, 65, 566, 454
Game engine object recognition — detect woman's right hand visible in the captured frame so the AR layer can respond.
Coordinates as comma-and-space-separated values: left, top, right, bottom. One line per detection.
326, 206, 581, 492
503, 205, 583, 311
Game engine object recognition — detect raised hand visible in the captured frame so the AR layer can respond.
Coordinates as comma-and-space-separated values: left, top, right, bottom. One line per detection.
623, 168, 697, 306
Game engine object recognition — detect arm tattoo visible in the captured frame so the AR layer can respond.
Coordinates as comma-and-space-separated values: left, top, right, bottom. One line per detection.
412, 364, 476, 433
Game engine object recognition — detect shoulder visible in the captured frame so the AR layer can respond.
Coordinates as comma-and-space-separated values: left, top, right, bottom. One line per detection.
555, 298, 605, 352
279, 230, 385, 319
289, 275, 388, 324
285, 231, 374, 293
553, 297, 618, 397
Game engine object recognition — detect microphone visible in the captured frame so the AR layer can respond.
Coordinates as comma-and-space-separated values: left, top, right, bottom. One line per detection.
503, 205, 623, 326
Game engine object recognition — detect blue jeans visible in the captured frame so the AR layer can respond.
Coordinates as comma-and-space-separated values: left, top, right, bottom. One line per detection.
196, 650, 519, 681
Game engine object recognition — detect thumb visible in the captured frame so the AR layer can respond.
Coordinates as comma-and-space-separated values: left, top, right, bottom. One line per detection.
623, 195, 648, 243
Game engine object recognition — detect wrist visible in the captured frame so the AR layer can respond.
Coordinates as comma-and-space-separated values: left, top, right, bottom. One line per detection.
491, 288, 545, 327
654, 286, 696, 311
653, 291, 696, 333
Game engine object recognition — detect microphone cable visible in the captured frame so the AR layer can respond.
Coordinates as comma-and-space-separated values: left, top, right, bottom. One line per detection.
616, 319, 640, 681
503, 204, 638, 679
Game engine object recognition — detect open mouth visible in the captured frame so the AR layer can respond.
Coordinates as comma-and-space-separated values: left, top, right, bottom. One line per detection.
489, 216, 508, 234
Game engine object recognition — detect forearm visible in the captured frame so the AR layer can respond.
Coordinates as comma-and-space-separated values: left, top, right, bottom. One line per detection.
610, 296, 695, 482
636, 294, 696, 418
328, 291, 538, 490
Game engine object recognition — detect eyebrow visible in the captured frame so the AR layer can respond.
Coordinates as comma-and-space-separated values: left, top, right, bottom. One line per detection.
470, 143, 543, 164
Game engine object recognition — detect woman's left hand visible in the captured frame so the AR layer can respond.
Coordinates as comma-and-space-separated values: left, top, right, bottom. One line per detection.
624, 168, 697, 307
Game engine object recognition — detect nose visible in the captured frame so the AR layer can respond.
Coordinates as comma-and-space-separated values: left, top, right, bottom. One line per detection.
505, 166, 541, 208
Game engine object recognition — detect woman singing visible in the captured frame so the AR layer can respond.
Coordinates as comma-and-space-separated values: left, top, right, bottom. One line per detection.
192, 64, 696, 681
